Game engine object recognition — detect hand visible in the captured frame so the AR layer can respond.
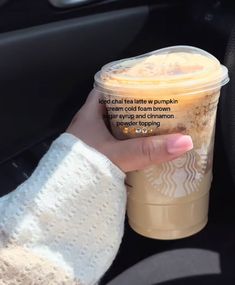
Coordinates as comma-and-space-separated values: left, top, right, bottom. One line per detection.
66, 90, 193, 172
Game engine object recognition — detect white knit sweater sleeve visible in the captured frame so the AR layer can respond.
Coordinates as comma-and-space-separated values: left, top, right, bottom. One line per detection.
0, 133, 127, 285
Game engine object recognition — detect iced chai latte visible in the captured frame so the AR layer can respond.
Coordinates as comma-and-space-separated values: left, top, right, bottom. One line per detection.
94, 46, 229, 239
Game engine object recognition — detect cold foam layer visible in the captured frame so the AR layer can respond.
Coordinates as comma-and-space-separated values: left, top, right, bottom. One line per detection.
95, 46, 228, 95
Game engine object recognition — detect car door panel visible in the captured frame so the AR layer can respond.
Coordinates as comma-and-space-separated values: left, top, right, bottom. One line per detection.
0, 0, 187, 163
0, 6, 148, 162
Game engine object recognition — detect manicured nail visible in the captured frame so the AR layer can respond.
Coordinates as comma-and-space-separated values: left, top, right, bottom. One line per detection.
167, 135, 193, 155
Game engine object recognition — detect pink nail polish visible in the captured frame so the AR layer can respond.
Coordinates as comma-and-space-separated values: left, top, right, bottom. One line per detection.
167, 135, 193, 154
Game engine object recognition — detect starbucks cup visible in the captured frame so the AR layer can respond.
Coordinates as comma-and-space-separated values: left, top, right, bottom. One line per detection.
94, 46, 229, 240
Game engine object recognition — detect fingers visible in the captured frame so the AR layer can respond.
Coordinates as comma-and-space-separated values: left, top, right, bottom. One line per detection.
79, 89, 106, 120
67, 90, 193, 173
109, 134, 193, 172
67, 89, 114, 146
67, 89, 106, 131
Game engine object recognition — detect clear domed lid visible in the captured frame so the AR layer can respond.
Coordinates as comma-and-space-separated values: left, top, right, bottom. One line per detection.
95, 46, 229, 94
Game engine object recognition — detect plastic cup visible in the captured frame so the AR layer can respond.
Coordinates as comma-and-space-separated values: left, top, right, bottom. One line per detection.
94, 46, 229, 239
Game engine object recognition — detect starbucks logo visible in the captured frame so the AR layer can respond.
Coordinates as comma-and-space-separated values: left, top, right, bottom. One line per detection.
144, 145, 208, 198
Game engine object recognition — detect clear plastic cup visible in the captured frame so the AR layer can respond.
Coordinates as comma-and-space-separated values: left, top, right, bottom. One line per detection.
94, 46, 229, 240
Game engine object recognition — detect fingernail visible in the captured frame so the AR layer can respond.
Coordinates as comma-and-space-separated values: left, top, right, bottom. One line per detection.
167, 135, 193, 155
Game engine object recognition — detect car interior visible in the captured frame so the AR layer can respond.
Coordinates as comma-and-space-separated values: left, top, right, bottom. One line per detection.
0, 0, 234, 284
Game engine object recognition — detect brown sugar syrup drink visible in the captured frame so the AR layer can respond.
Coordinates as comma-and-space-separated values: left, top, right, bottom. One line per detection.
94, 46, 229, 239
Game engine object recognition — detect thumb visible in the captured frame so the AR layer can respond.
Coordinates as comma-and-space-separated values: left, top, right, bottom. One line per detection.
110, 134, 193, 172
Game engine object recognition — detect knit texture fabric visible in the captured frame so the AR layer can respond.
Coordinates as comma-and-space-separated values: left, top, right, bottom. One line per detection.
0, 133, 127, 285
